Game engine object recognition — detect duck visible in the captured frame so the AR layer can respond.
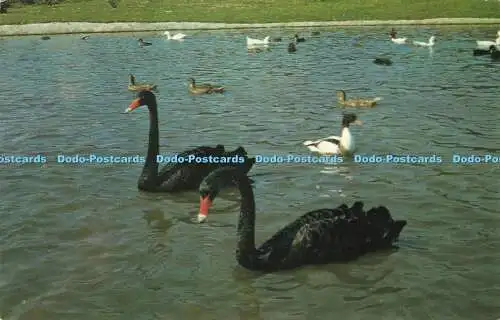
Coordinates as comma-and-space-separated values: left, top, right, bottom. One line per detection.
196, 167, 407, 272
336, 90, 382, 108
413, 35, 435, 47
303, 113, 362, 156
294, 34, 305, 42
124, 91, 255, 193
246, 36, 270, 47
389, 28, 406, 44
128, 74, 157, 92
491, 46, 500, 60
40, 36, 51, 40
164, 31, 187, 40
80, 35, 89, 40
476, 30, 500, 51
288, 42, 297, 53
188, 78, 224, 94
373, 57, 393, 66
138, 38, 152, 46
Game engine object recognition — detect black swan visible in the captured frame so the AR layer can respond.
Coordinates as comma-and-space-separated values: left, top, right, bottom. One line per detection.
125, 90, 256, 193
197, 167, 407, 271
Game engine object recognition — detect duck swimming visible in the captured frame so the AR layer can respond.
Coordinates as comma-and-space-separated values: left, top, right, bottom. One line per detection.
389, 28, 406, 44
336, 90, 382, 108
288, 42, 297, 53
413, 35, 435, 47
138, 38, 152, 46
40, 36, 50, 40
196, 167, 407, 272
303, 113, 362, 156
188, 78, 224, 94
124, 91, 255, 192
294, 34, 305, 42
128, 74, 157, 92
373, 57, 393, 66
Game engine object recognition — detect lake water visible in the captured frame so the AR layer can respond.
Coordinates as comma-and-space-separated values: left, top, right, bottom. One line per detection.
0, 25, 499, 320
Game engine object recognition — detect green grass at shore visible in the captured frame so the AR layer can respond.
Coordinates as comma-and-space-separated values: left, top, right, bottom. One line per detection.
1, 0, 499, 25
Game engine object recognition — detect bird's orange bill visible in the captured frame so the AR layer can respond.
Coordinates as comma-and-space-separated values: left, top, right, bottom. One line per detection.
199, 196, 213, 218
124, 98, 142, 113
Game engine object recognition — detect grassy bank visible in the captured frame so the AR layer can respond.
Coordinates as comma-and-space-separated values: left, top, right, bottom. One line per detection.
1, 0, 499, 25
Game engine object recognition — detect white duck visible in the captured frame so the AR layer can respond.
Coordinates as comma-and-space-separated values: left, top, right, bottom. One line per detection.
246, 36, 270, 47
413, 35, 435, 47
303, 113, 363, 156
476, 30, 500, 50
164, 31, 187, 40
390, 28, 407, 44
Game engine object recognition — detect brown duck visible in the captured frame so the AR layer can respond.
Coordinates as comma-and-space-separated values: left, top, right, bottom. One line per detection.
128, 74, 157, 92
336, 90, 382, 108
188, 78, 224, 94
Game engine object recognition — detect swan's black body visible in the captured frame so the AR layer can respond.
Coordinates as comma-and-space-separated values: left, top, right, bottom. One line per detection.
127, 91, 255, 193
198, 167, 407, 272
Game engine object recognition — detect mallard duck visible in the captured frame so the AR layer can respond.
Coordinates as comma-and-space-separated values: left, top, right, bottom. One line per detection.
138, 38, 152, 46
188, 78, 224, 94
336, 90, 382, 108
128, 74, 157, 92
373, 57, 392, 66
288, 42, 297, 53
294, 34, 305, 42
40, 36, 51, 40
303, 113, 362, 156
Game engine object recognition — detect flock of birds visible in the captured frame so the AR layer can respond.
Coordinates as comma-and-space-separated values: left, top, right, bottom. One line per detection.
389, 28, 500, 59
123, 89, 407, 272
32, 27, 500, 272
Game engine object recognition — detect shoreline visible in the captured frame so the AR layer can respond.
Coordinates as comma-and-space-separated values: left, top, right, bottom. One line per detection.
1, 18, 500, 36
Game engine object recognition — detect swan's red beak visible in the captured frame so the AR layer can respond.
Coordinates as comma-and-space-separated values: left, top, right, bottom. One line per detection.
124, 98, 142, 113
198, 196, 213, 223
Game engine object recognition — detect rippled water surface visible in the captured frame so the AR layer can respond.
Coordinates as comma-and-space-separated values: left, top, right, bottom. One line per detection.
1, 25, 499, 320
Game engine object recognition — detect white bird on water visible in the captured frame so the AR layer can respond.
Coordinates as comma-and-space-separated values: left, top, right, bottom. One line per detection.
413, 35, 436, 47
303, 113, 363, 156
164, 31, 187, 40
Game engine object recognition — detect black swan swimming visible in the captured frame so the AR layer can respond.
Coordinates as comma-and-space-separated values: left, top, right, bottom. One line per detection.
197, 167, 407, 271
125, 90, 256, 193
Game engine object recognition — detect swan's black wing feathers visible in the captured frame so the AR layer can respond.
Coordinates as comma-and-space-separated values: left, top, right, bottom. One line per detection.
156, 145, 254, 192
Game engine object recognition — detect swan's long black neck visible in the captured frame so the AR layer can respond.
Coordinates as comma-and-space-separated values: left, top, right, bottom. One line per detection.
142, 103, 159, 182
235, 178, 258, 269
